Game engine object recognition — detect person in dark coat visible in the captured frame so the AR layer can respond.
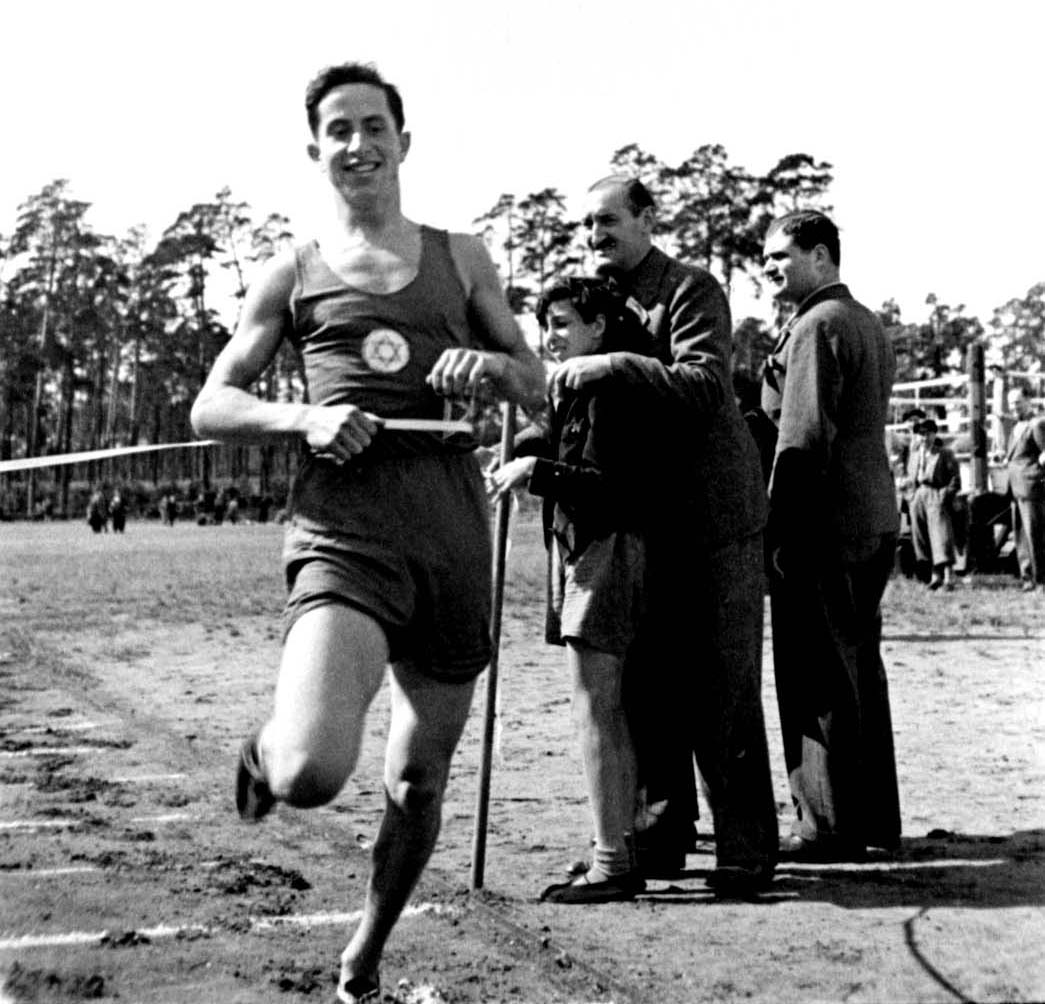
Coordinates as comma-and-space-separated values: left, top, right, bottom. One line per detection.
761, 209, 901, 862
489, 277, 661, 902
109, 491, 128, 533
87, 491, 108, 533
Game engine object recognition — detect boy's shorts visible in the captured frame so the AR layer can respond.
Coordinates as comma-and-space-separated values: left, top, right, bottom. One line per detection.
546, 530, 646, 656
282, 452, 492, 682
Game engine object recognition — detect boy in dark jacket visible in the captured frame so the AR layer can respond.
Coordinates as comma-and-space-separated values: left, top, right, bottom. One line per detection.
488, 277, 658, 902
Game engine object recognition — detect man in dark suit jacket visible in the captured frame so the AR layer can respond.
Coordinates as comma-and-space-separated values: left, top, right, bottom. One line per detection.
550, 175, 778, 895
1005, 385, 1045, 590
760, 209, 901, 861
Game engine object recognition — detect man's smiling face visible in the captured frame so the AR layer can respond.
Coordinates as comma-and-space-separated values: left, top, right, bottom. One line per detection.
308, 83, 410, 202
583, 183, 653, 276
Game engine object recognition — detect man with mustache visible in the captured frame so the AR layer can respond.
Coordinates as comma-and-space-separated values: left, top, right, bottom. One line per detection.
551, 175, 779, 894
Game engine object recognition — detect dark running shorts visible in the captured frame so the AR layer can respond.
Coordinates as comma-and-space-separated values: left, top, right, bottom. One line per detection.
282, 451, 492, 682
546, 530, 646, 655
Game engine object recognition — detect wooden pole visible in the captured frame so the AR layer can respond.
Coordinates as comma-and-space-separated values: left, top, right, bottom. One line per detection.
470, 401, 516, 890
967, 342, 987, 493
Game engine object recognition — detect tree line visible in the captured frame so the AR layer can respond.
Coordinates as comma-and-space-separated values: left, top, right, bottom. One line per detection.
1, 145, 1042, 518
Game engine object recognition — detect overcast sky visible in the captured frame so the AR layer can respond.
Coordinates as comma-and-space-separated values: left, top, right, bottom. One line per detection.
2, 0, 1041, 326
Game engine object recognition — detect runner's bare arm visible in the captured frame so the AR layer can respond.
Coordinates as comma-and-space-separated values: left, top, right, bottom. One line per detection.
428, 234, 545, 407
190, 251, 379, 460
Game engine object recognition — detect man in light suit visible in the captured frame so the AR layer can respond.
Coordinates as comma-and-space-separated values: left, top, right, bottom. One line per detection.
552, 175, 778, 895
1005, 385, 1045, 591
760, 209, 901, 862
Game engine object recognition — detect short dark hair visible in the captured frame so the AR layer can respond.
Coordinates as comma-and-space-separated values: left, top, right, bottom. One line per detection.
305, 63, 405, 136
536, 277, 652, 354
588, 175, 656, 216
902, 407, 927, 423
766, 210, 841, 267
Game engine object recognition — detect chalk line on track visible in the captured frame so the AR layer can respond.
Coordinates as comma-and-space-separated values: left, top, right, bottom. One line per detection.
0, 813, 194, 831
109, 773, 187, 783
0, 867, 100, 878
13, 722, 102, 734
0, 747, 101, 758
0, 902, 457, 951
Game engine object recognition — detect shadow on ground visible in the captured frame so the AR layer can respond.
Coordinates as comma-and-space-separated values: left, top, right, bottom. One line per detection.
640, 829, 1045, 909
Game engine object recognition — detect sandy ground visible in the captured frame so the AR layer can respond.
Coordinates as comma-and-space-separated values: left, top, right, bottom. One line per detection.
0, 518, 1043, 1003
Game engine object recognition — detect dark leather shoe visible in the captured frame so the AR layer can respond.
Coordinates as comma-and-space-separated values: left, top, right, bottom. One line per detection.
540, 870, 645, 904
236, 735, 275, 822
779, 834, 866, 862
706, 865, 774, 898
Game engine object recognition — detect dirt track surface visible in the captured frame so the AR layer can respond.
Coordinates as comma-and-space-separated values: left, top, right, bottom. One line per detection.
1, 519, 1043, 1003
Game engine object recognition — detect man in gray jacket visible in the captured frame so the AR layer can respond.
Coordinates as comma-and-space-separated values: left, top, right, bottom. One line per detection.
761, 209, 901, 861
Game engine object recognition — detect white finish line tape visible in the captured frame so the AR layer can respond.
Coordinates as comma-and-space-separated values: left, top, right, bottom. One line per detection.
0, 419, 473, 473
0, 441, 215, 473
0, 903, 456, 951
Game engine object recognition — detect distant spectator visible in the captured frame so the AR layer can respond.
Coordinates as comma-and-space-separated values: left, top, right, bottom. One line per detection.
161, 493, 178, 526
894, 408, 927, 530
213, 489, 227, 526
87, 491, 108, 533
1004, 385, 1045, 591
257, 495, 273, 524
909, 418, 961, 590
109, 491, 128, 533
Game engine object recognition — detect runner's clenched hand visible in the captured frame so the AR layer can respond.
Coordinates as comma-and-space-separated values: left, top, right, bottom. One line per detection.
427, 348, 507, 398
302, 404, 381, 462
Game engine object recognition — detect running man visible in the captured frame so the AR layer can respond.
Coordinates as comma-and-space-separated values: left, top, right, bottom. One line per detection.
191, 62, 544, 1004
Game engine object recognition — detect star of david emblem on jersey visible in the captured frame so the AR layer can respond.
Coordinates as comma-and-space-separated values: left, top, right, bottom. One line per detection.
362, 328, 410, 374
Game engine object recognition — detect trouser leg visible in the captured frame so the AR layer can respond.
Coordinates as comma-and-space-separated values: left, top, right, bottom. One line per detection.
690, 532, 778, 871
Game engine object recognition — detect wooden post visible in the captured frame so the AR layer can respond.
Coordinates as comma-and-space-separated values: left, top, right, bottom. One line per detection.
470, 401, 516, 891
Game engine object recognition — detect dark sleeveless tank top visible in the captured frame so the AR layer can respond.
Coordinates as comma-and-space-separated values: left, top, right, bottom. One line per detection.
289, 226, 478, 457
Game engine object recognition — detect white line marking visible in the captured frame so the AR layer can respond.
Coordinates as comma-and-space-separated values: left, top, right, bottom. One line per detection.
0, 819, 85, 831
0, 902, 457, 951
0, 813, 193, 831
110, 773, 186, 784
128, 814, 192, 825
0, 867, 100, 878
0, 747, 98, 758
16, 722, 101, 734
779, 857, 1007, 873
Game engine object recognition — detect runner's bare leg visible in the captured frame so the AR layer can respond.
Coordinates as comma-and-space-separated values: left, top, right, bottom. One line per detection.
340, 660, 476, 985
259, 604, 387, 807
